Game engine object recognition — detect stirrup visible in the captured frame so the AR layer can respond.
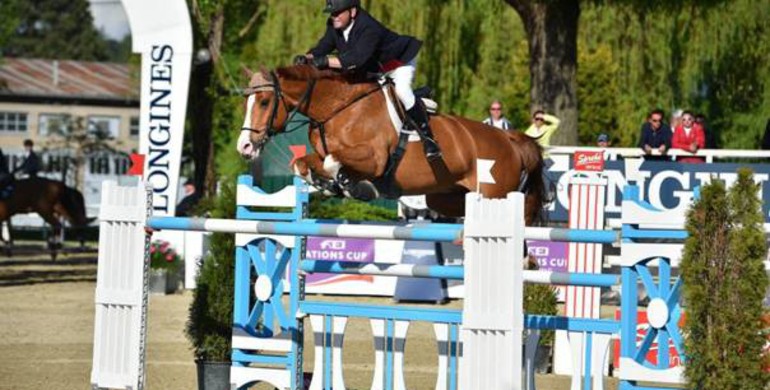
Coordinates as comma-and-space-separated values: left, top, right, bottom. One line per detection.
423, 138, 443, 161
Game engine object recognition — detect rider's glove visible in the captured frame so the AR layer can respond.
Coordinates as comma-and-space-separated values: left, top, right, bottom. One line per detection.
312, 55, 329, 69
294, 55, 309, 65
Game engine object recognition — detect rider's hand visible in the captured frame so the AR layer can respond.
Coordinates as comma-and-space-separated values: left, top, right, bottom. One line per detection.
294, 55, 309, 65
312, 55, 329, 69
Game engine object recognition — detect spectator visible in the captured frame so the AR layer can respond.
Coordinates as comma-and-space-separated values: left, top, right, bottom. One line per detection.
176, 179, 202, 217
762, 119, 770, 150
672, 111, 705, 163
596, 133, 610, 148
13, 139, 40, 178
482, 100, 514, 131
525, 110, 560, 150
639, 109, 672, 160
695, 114, 719, 149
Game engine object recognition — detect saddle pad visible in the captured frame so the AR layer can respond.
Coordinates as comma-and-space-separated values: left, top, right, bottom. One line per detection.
379, 80, 437, 142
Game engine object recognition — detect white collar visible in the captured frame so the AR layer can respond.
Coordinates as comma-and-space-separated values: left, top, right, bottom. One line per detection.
343, 20, 355, 42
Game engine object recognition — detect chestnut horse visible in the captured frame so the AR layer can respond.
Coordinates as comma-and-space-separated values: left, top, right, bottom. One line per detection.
236, 65, 547, 224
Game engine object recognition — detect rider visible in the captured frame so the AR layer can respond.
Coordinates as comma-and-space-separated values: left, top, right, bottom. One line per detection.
297, 0, 442, 162
13, 139, 40, 179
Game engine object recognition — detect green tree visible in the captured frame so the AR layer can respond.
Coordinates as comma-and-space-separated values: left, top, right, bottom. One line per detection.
3, 0, 108, 60
681, 168, 769, 389
577, 43, 619, 145
0, 0, 21, 57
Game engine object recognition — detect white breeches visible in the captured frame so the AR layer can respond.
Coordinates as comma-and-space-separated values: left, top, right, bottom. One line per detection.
390, 58, 417, 110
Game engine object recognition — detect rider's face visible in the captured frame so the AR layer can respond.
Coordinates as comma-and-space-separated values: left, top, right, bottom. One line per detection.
330, 8, 354, 29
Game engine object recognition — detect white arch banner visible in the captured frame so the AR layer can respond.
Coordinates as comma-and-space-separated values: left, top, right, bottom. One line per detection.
122, 0, 192, 216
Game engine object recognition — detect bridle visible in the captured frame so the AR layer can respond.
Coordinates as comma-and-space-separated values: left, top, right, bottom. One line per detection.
240, 71, 308, 142
240, 70, 382, 154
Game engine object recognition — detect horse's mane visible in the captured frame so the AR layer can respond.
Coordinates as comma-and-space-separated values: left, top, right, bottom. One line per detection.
274, 65, 373, 86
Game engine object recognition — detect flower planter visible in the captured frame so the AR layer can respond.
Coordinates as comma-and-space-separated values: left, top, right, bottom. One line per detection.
149, 268, 176, 295
196, 360, 230, 390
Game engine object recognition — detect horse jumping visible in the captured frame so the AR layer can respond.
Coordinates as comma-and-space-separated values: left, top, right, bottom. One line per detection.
236, 65, 547, 224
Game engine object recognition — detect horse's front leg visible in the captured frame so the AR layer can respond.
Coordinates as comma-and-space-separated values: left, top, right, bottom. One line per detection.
293, 153, 343, 196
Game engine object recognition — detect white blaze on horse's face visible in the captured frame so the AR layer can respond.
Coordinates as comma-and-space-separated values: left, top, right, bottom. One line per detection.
237, 94, 258, 159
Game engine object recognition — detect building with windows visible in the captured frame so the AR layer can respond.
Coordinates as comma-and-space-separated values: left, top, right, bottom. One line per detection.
0, 58, 140, 218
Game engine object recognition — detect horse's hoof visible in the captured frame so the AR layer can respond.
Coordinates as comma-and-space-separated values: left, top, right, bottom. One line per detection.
347, 181, 379, 201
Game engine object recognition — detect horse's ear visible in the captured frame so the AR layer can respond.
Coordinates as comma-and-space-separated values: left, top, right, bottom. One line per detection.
241, 65, 254, 79
259, 66, 270, 78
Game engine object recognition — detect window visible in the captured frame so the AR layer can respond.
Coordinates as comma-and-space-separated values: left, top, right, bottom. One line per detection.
88, 116, 120, 139
89, 155, 111, 175
0, 112, 28, 133
130, 116, 139, 137
39, 113, 69, 136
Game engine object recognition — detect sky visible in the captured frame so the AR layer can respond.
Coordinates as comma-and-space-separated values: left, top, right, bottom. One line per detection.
88, 0, 131, 40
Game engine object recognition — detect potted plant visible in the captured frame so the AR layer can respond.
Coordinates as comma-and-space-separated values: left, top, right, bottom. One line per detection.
185, 181, 236, 390
524, 282, 559, 373
149, 240, 182, 294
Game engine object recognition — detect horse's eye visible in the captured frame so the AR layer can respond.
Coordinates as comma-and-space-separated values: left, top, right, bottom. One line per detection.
260, 99, 270, 107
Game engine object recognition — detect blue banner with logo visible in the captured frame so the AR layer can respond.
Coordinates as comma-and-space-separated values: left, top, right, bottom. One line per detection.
546, 159, 770, 223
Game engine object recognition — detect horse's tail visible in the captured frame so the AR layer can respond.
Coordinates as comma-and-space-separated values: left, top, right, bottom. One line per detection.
61, 186, 90, 227
506, 132, 552, 225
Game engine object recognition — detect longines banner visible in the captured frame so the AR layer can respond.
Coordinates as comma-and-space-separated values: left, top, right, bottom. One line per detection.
122, 0, 192, 216
547, 157, 770, 223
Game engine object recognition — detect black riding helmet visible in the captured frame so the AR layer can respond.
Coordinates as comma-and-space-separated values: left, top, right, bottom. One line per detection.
323, 0, 359, 14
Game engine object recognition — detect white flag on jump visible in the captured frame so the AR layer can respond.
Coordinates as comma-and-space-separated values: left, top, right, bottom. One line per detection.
477, 159, 496, 184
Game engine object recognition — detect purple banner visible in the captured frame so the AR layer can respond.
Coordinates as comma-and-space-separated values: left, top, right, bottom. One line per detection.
305, 237, 376, 284
527, 240, 568, 272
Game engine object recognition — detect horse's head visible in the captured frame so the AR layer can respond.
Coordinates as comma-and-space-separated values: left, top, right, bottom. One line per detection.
237, 69, 292, 160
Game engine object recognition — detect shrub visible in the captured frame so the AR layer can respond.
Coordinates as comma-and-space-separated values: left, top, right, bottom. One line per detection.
524, 283, 559, 346
185, 180, 236, 362
681, 168, 769, 390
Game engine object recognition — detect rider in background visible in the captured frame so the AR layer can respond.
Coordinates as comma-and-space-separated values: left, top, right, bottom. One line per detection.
297, 0, 442, 161
13, 139, 41, 179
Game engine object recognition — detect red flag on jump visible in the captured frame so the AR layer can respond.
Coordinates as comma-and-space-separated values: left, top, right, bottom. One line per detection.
127, 153, 145, 176
288, 145, 307, 167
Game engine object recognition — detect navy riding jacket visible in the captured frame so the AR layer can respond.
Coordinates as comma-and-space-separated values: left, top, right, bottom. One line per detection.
309, 9, 422, 74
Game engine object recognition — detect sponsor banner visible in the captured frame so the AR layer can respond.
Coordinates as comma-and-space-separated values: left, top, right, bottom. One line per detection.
527, 240, 568, 301
122, 0, 192, 216
305, 237, 376, 286
612, 310, 685, 368
527, 240, 568, 272
547, 159, 770, 223
573, 150, 605, 172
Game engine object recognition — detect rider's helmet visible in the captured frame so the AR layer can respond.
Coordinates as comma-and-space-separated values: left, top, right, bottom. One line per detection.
323, 0, 360, 14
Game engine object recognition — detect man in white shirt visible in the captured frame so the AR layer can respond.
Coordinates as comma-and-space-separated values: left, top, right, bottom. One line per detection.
482, 100, 514, 131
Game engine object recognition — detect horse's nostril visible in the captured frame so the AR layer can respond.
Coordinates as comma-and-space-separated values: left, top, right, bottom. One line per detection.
240, 142, 252, 155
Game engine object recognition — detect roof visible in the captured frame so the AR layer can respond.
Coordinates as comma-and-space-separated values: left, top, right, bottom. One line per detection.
0, 58, 139, 103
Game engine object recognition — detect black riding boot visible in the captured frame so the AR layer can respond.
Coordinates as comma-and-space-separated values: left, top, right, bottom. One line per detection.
406, 104, 442, 161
